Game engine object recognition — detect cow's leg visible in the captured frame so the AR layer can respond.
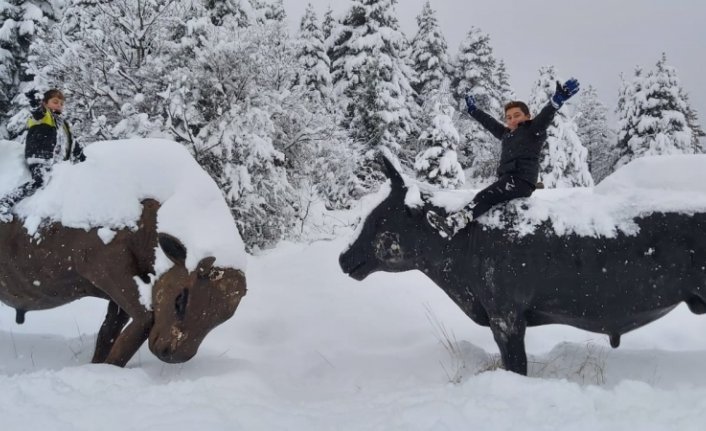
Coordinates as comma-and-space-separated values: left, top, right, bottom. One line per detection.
103, 311, 153, 367
92, 300, 130, 363
489, 311, 528, 375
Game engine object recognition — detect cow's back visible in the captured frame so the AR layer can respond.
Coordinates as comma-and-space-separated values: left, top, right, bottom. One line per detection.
0, 200, 160, 311
471, 212, 706, 335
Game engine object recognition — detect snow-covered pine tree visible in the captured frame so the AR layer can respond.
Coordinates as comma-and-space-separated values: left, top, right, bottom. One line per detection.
250, 0, 284, 24
272, 92, 360, 210
614, 54, 695, 169
495, 60, 515, 102
450, 27, 503, 181
262, 0, 285, 22
172, 11, 357, 245
200, 105, 295, 251
409, 1, 448, 99
615, 69, 641, 170
294, 3, 332, 104
171, 16, 298, 250
203, 0, 254, 26
414, 93, 464, 189
575, 85, 616, 183
255, 2, 295, 92
274, 7, 359, 210
329, 0, 417, 187
529, 65, 593, 188
321, 5, 334, 41
1, 0, 62, 139
679, 88, 705, 152
450, 27, 501, 113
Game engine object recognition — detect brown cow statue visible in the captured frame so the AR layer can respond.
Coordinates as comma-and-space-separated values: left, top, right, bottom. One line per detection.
0, 199, 246, 366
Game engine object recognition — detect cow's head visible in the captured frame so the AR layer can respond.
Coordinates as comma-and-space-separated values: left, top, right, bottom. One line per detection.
148, 233, 247, 363
339, 155, 437, 280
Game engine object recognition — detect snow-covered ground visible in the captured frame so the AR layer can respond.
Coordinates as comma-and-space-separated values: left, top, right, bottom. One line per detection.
2, 140, 706, 430
1, 229, 705, 430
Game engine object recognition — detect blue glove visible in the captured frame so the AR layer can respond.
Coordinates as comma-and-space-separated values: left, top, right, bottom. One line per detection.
551, 78, 580, 108
465, 94, 477, 114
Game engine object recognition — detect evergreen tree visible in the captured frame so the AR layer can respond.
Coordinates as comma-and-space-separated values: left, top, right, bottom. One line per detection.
450, 27, 500, 112
203, 0, 254, 27
1, 0, 62, 139
171, 15, 300, 250
529, 66, 593, 188
495, 60, 515, 103
409, 1, 448, 99
321, 5, 334, 40
171, 12, 356, 244
450, 27, 503, 180
294, 3, 332, 103
575, 85, 615, 183
414, 94, 464, 189
679, 88, 705, 152
615, 54, 695, 169
615, 69, 641, 170
329, 0, 417, 188
200, 105, 295, 251
263, 0, 285, 21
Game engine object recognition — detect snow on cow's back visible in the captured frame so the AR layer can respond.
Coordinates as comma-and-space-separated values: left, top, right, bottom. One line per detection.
494, 155, 706, 238
596, 154, 706, 194
403, 154, 706, 239
12, 138, 246, 272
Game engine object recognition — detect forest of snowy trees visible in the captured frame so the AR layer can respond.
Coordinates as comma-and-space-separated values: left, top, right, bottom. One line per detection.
1, 0, 704, 249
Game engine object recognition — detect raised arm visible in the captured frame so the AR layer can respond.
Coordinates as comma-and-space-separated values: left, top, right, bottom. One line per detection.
465, 95, 507, 140
532, 78, 579, 130
530, 102, 558, 133
533, 78, 580, 133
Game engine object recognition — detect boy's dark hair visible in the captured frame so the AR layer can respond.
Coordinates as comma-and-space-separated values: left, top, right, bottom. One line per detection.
42, 89, 65, 102
504, 101, 530, 116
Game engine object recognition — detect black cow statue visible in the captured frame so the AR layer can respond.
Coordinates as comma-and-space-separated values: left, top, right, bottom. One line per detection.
339, 155, 706, 375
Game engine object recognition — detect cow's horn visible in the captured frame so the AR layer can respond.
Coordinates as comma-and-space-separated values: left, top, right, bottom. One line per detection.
380, 152, 404, 188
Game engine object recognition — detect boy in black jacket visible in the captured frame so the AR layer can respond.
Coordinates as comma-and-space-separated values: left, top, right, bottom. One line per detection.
427, 78, 580, 238
0, 89, 85, 222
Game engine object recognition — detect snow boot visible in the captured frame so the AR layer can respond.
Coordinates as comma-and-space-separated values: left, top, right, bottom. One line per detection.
0, 199, 13, 223
426, 210, 471, 239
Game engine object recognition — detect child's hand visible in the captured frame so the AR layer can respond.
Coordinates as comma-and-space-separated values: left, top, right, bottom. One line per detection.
551, 78, 580, 108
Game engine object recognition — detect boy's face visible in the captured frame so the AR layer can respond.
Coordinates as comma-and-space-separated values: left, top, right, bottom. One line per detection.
44, 97, 65, 114
505, 107, 531, 131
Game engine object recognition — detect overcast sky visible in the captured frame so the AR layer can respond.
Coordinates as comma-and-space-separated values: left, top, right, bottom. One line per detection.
281, 0, 706, 125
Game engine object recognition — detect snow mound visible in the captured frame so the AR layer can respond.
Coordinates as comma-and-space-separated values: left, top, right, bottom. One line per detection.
407, 154, 706, 238
595, 154, 706, 193
1, 138, 245, 271
0, 140, 30, 197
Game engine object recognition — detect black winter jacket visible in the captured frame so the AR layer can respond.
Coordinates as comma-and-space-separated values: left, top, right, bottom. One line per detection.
25, 108, 85, 163
470, 102, 557, 185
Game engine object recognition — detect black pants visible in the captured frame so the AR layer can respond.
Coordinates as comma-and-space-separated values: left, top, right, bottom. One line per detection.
0, 163, 47, 213
467, 175, 535, 220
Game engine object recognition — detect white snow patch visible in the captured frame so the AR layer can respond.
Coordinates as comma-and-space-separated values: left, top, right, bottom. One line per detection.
96, 227, 116, 244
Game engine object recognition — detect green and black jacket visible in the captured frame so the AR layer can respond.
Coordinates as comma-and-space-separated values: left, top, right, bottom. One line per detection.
25, 108, 85, 162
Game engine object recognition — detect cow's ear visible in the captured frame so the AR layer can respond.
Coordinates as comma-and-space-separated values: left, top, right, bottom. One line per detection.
158, 233, 187, 266
381, 153, 404, 188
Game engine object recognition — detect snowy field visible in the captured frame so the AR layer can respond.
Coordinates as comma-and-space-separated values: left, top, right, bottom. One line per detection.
1, 228, 706, 430
2, 140, 706, 430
